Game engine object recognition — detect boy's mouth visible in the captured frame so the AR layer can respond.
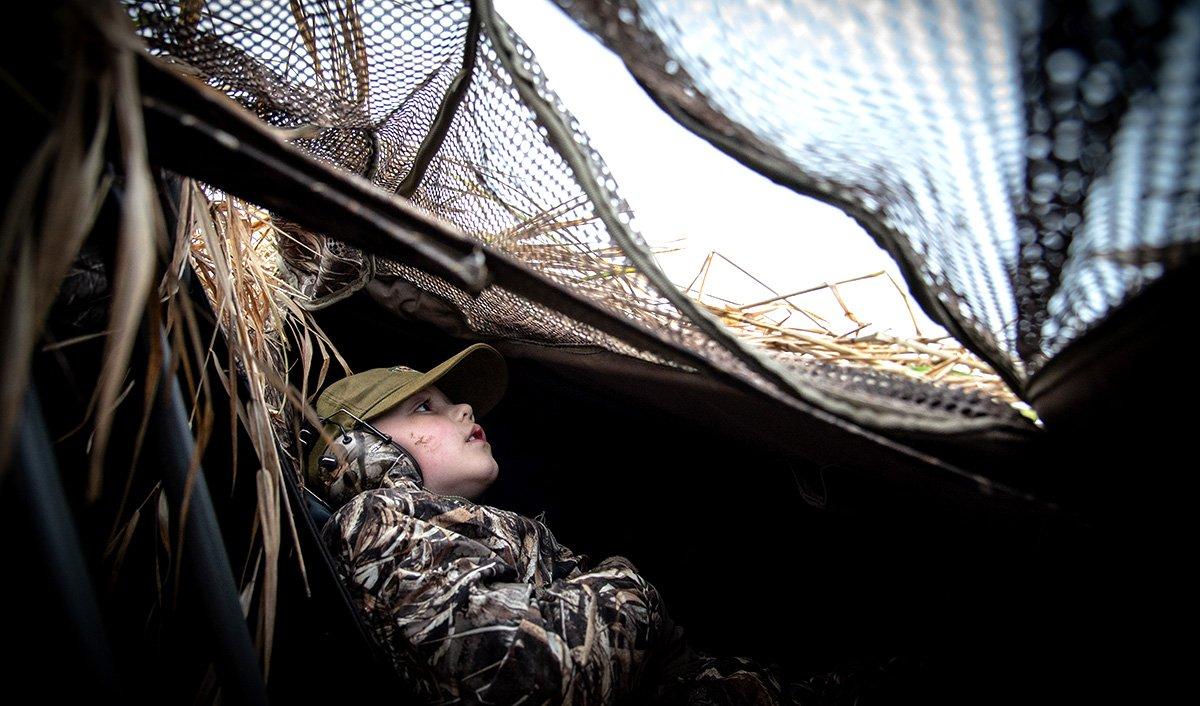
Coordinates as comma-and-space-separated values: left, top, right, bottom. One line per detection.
466, 424, 486, 443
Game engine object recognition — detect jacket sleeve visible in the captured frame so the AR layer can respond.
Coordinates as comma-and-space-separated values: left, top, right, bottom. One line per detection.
322, 488, 676, 705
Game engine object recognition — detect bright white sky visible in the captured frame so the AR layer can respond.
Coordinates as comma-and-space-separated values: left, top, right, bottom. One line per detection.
496, 0, 947, 339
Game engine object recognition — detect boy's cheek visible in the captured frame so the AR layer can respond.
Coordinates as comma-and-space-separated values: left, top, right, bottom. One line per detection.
408, 433, 437, 450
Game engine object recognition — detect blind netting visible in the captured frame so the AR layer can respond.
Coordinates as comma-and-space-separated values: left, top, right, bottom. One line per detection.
559, 0, 1200, 379
122, 0, 1197, 437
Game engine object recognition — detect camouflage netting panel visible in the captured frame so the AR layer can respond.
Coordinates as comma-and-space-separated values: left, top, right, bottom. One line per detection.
126, 0, 1034, 434
128, 1, 670, 354
558, 0, 1200, 381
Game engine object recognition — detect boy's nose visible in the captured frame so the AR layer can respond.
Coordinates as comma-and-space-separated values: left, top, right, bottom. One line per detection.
455, 403, 474, 422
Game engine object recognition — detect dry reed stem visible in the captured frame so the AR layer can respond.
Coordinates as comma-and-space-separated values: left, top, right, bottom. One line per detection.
185, 180, 372, 679
684, 260, 1019, 404
0, 63, 110, 482
184, 182, 316, 678
686, 252, 834, 333
90, 14, 161, 506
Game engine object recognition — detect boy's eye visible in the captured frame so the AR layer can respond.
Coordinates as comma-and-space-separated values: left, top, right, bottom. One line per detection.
414, 399, 432, 413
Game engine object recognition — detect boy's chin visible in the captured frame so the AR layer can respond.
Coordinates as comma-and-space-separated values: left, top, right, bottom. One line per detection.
455, 468, 498, 500
478, 469, 502, 498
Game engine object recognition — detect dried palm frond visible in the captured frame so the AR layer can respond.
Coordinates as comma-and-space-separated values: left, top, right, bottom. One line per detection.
0, 5, 273, 692
0, 2, 160, 492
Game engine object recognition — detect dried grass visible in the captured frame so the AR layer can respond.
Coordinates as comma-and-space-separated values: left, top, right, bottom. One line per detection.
182, 180, 352, 677
416, 157, 672, 303
0, 2, 156, 492
680, 250, 1021, 406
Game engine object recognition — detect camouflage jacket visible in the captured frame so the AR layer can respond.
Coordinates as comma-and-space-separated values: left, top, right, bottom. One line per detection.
317, 432, 794, 705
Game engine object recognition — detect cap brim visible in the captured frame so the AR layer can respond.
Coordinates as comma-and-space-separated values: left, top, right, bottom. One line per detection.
362, 343, 508, 422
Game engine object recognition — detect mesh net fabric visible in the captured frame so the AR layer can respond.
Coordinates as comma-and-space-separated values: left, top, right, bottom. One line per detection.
125, 0, 1188, 436
557, 0, 1200, 380
127, 0, 685, 360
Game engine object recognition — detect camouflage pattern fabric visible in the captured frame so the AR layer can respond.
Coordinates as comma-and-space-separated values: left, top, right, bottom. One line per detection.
309, 427, 427, 509
318, 431, 805, 704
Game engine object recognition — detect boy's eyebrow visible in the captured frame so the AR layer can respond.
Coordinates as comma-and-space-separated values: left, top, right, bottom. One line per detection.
400, 390, 428, 412
409, 386, 447, 408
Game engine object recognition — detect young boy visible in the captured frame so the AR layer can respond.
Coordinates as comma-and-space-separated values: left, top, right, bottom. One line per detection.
307, 343, 810, 705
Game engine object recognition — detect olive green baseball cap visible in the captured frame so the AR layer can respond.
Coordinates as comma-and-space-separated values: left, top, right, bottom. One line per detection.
306, 343, 507, 484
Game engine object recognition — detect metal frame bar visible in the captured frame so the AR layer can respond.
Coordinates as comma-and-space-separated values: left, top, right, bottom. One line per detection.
14, 383, 121, 699
145, 322, 269, 706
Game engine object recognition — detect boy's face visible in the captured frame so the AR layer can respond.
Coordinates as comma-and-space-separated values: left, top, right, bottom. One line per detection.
370, 384, 498, 499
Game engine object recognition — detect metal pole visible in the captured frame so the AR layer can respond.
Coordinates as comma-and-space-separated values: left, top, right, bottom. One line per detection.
14, 383, 121, 699
147, 324, 269, 706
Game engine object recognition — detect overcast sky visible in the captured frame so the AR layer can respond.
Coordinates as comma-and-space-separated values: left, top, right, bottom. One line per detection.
495, 0, 947, 339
